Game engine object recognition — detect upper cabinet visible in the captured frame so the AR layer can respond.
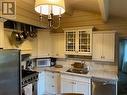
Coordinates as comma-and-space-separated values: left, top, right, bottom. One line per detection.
51, 33, 65, 58
92, 31, 116, 62
37, 29, 52, 57
64, 27, 93, 56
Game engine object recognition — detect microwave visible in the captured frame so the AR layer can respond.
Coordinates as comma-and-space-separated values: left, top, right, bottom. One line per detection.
36, 57, 56, 67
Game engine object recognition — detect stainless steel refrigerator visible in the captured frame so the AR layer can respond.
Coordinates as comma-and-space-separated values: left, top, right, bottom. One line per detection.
0, 49, 21, 95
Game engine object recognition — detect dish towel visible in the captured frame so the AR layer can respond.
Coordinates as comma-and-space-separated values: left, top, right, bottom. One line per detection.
23, 84, 32, 95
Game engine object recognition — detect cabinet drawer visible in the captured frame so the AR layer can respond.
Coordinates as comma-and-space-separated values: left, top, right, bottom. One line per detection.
61, 74, 91, 83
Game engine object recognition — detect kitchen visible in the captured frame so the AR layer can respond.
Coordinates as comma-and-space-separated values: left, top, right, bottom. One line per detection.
0, 0, 127, 95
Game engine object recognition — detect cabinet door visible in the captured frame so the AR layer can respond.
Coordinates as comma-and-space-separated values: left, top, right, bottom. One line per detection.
52, 33, 65, 58
92, 34, 103, 60
45, 72, 60, 94
45, 72, 55, 94
38, 30, 52, 57
37, 72, 45, 95
65, 31, 76, 54
61, 78, 74, 93
78, 30, 92, 55
75, 81, 91, 95
103, 33, 115, 62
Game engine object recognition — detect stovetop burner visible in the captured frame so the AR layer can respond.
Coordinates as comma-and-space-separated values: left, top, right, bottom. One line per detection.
22, 70, 39, 87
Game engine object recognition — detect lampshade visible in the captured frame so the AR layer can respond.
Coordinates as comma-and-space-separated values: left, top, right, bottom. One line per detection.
35, 0, 65, 15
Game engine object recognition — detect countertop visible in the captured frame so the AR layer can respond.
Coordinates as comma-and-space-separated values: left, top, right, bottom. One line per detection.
33, 66, 118, 81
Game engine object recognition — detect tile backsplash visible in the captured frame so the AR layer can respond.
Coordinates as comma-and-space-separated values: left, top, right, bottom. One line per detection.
56, 58, 118, 72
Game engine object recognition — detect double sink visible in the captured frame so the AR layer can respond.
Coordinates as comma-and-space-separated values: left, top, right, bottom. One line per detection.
66, 62, 89, 74
66, 68, 88, 74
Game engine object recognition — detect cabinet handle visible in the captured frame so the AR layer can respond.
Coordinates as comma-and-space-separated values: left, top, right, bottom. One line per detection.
72, 82, 76, 84
52, 85, 55, 87
52, 76, 54, 78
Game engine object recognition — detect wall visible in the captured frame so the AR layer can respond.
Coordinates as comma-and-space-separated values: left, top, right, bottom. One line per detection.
4, 28, 37, 56
56, 58, 117, 72
0, 22, 4, 48
59, 10, 127, 37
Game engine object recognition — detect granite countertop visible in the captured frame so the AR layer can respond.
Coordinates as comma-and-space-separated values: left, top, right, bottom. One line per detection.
33, 66, 118, 81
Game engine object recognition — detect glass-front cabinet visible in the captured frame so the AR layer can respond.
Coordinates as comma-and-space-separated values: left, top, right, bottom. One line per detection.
65, 31, 76, 52
64, 27, 93, 56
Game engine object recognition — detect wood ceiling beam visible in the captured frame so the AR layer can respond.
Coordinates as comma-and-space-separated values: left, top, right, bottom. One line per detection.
98, 0, 109, 22
64, 0, 73, 16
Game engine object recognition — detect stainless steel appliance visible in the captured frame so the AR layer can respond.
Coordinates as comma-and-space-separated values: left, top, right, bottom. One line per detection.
0, 49, 21, 95
21, 54, 39, 95
92, 77, 116, 95
22, 70, 39, 95
118, 39, 127, 95
36, 57, 56, 67
22, 70, 38, 87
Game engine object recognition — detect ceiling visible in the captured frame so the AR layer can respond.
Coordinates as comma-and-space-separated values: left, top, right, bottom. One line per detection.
65, 0, 127, 18
24, 0, 127, 20
65, 0, 100, 13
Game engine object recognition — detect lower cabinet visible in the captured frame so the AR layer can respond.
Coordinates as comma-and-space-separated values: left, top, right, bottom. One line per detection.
61, 74, 91, 95
37, 71, 60, 95
61, 78, 74, 93
45, 71, 60, 94
38, 72, 91, 95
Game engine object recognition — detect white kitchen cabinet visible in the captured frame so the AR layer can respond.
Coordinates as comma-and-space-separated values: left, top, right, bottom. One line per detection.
61, 78, 74, 93
92, 32, 116, 62
37, 71, 60, 95
45, 71, 60, 94
61, 74, 91, 95
37, 71, 45, 95
51, 33, 65, 58
64, 27, 93, 56
75, 81, 91, 94
37, 30, 52, 57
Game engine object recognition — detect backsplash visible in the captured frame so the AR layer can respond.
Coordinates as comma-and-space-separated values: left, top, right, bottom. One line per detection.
56, 58, 118, 72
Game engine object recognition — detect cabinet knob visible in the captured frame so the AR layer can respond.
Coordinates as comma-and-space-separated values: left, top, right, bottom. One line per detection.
75, 51, 78, 53
101, 56, 105, 59
52, 85, 55, 87
56, 54, 59, 56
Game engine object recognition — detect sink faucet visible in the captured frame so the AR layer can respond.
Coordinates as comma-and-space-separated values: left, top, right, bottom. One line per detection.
81, 60, 89, 70
81, 60, 85, 65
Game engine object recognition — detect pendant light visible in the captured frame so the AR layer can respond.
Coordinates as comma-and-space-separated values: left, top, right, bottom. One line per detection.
35, 0, 65, 29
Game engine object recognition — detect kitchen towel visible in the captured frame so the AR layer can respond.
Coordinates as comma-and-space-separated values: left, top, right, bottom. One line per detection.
23, 84, 32, 95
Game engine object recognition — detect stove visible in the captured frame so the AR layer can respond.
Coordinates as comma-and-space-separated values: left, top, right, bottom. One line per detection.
22, 70, 39, 87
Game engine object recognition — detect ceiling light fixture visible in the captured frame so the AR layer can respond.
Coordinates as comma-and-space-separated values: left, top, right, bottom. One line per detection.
35, 0, 65, 29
